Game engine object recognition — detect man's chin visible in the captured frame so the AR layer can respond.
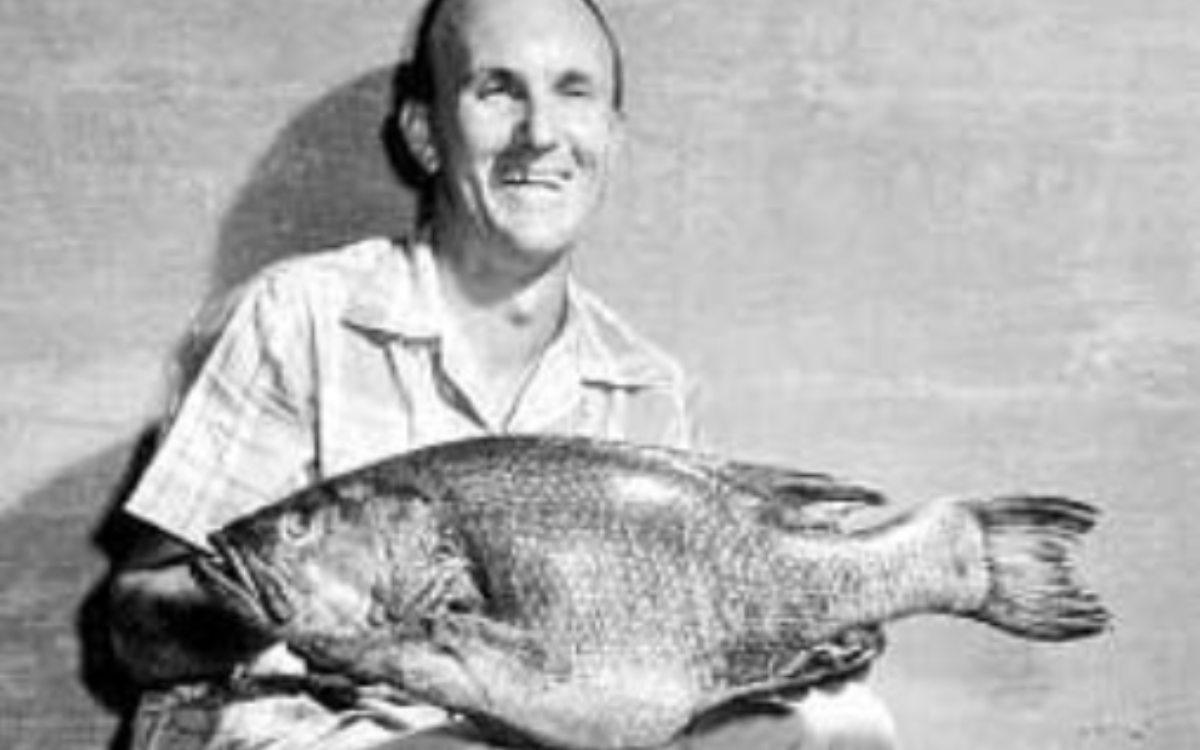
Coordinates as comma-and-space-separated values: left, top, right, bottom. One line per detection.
496, 223, 583, 264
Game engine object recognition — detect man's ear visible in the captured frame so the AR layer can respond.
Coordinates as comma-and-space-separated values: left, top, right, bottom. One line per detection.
398, 100, 440, 176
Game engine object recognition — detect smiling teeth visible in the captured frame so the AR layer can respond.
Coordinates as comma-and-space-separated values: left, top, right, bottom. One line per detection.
504, 170, 568, 186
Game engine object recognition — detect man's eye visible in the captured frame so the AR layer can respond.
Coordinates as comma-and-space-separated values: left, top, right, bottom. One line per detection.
560, 77, 597, 100
475, 76, 515, 100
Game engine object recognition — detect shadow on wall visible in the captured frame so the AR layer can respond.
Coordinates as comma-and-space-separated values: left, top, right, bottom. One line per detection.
0, 66, 422, 750
0, 436, 151, 750
212, 64, 422, 297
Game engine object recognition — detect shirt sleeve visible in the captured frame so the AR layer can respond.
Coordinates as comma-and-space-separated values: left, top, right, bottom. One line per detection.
124, 271, 318, 551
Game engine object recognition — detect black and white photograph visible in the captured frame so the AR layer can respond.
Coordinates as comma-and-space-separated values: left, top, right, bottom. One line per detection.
0, 1, 1193, 749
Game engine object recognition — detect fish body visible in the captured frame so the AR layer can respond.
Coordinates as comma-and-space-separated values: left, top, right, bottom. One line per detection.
195, 435, 1108, 749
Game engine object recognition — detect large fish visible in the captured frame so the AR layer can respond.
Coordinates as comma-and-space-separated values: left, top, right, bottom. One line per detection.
194, 435, 1108, 749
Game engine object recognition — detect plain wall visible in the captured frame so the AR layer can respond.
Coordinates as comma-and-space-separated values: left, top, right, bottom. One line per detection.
1, 1, 1196, 748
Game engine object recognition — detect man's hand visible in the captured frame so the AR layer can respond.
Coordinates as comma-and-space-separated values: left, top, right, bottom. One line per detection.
239, 642, 308, 679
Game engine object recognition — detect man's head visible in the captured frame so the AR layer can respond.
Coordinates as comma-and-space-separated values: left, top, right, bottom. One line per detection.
396, 0, 626, 270
405, 0, 625, 112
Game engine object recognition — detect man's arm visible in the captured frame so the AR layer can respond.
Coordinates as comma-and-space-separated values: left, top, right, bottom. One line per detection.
107, 520, 278, 686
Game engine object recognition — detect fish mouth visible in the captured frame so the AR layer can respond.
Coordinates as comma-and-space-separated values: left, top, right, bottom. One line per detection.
191, 538, 284, 629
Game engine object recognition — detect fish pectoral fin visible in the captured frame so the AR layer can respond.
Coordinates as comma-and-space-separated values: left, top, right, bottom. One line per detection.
425, 613, 686, 750
427, 612, 564, 678
316, 631, 492, 716
421, 613, 601, 746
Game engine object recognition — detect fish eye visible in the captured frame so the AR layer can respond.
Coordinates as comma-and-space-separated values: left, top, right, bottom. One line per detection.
431, 537, 459, 562
281, 508, 319, 543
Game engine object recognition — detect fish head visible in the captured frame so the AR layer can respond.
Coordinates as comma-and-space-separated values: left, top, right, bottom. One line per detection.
195, 477, 458, 647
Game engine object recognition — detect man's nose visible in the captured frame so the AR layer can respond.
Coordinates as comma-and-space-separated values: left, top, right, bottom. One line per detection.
514, 95, 560, 151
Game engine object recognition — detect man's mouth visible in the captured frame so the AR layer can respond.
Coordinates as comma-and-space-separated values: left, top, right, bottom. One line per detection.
499, 168, 571, 190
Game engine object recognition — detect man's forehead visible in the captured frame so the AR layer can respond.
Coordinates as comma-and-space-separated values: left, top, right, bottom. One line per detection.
433, 0, 615, 76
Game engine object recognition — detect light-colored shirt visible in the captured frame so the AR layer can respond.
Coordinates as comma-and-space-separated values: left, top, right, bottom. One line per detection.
126, 236, 695, 550
124, 236, 698, 750
121, 239, 895, 750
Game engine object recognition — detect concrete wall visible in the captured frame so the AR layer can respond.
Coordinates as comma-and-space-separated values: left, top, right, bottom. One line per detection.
2, 1, 1196, 748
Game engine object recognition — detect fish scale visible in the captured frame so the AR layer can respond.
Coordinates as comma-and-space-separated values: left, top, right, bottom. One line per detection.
459, 446, 790, 684
195, 434, 1109, 749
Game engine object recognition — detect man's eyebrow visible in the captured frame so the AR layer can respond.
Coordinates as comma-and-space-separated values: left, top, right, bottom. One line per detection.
465, 64, 512, 79
557, 68, 603, 90
455, 62, 507, 85
460, 63, 607, 89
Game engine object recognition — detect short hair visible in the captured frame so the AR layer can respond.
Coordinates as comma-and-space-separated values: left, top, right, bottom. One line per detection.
401, 0, 626, 111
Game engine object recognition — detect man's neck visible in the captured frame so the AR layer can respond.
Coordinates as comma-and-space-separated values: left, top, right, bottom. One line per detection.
440, 260, 570, 368
428, 225, 575, 426
434, 233, 571, 353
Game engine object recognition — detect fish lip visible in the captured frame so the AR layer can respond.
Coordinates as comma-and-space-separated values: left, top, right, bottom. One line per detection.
192, 538, 277, 628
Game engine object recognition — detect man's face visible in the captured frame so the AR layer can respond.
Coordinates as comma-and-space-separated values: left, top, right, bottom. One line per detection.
427, 0, 622, 267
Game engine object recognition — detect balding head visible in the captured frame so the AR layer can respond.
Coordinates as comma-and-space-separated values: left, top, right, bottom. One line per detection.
404, 0, 625, 112
391, 0, 627, 266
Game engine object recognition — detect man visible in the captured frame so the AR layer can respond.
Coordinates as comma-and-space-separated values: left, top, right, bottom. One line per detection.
108, 0, 897, 748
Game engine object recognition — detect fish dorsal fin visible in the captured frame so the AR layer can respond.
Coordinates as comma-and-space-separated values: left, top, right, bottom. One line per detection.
717, 461, 887, 533
612, 442, 887, 532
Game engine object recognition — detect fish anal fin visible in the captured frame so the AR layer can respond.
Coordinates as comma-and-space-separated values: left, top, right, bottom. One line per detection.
690, 627, 886, 725
772, 626, 885, 691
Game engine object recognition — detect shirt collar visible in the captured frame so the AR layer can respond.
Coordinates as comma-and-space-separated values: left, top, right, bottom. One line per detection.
341, 237, 445, 341
341, 237, 676, 390
566, 281, 678, 390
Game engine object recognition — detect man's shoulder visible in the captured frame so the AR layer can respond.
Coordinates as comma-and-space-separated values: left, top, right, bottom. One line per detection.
206, 238, 402, 323
178, 238, 404, 362
251, 237, 401, 299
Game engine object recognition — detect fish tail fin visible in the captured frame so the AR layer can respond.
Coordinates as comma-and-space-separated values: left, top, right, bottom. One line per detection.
971, 496, 1111, 641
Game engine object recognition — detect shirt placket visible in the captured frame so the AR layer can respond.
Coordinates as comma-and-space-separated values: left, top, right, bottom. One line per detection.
430, 343, 493, 432
382, 339, 485, 449
504, 332, 589, 435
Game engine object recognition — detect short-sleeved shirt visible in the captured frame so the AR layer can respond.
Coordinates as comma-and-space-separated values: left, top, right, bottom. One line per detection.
120, 239, 889, 750
126, 236, 696, 550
